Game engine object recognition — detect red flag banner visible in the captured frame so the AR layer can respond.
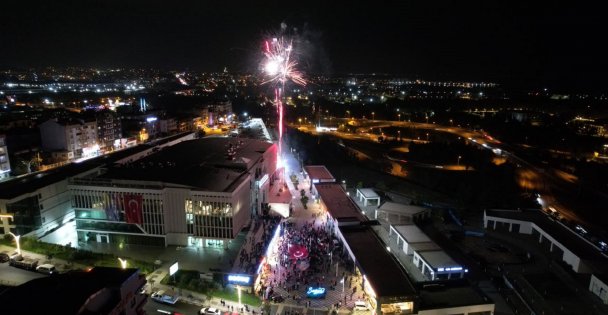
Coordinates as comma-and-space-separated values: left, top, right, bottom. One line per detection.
123, 194, 143, 224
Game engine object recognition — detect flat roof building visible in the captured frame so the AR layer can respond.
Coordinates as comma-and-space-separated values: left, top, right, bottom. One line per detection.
389, 224, 465, 281
355, 188, 381, 207
341, 226, 417, 313
0, 267, 147, 315
303, 165, 335, 183
70, 137, 277, 247
484, 209, 608, 274
376, 202, 431, 225
314, 183, 367, 228
311, 172, 488, 315
416, 280, 494, 315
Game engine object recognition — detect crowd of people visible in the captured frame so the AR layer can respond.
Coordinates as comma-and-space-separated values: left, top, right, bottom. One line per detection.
235, 215, 282, 275
254, 212, 367, 308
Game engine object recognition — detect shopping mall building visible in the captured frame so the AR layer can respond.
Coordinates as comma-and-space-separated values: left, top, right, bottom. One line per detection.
0, 133, 277, 249
69, 137, 277, 248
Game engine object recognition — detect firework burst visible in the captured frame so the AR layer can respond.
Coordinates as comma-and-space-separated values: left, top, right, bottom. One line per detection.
261, 34, 306, 174
262, 37, 307, 86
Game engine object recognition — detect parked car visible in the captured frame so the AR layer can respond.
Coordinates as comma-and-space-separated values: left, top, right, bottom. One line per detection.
0, 252, 9, 263
9, 252, 22, 261
199, 307, 221, 315
270, 294, 285, 303
354, 300, 369, 311
151, 290, 179, 305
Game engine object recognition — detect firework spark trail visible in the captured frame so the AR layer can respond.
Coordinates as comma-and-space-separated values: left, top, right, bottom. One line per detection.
262, 35, 307, 173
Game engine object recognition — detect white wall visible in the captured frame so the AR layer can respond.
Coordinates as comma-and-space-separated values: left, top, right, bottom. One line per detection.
37, 179, 73, 237
162, 187, 189, 235
590, 274, 608, 304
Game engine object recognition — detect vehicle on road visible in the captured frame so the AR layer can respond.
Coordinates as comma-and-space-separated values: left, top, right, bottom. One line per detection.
199, 307, 221, 315
36, 264, 56, 275
354, 300, 369, 311
151, 290, 179, 305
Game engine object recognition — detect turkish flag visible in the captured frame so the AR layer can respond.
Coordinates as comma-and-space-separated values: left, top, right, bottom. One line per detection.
123, 194, 143, 224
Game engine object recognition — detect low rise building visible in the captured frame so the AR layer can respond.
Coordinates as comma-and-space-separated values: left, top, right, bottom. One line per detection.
0, 134, 10, 180
375, 202, 430, 225
0, 267, 147, 315
590, 274, 608, 305
484, 209, 608, 274
39, 118, 99, 159
389, 224, 465, 281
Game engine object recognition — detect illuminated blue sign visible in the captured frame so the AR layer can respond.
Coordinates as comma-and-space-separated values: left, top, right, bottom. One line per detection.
228, 274, 251, 285
306, 287, 326, 298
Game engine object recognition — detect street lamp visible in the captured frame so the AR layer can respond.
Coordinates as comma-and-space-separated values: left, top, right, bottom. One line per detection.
8, 232, 20, 255
341, 277, 345, 300
371, 112, 375, 120
237, 285, 242, 308
118, 257, 127, 269
458, 155, 462, 166
426, 133, 429, 141
398, 113, 401, 122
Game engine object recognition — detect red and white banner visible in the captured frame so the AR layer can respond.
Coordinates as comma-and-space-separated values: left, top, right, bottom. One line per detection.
123, 194, 143, 224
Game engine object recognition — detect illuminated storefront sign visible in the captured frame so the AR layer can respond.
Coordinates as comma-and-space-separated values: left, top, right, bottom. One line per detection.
258, 174, 269, 188
228, 274, 251, 285
306, 287, 326, 298
437, 267, 463, 272
169, 261, 179, 276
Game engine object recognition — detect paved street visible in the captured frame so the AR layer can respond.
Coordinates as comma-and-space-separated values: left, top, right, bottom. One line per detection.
144, 299, 202, 315
0, 259, 47, 286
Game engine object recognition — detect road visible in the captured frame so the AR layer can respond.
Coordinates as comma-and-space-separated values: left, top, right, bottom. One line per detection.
292, 119, 607, 240
0, 261, 47, 286
144, 299, 202, 315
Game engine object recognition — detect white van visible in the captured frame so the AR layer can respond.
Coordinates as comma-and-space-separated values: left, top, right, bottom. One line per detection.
354, 300, 369, 311
36, 264, 56, 275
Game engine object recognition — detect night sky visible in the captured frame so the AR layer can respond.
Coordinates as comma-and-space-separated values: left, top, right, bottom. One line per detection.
2, 1, 607, 91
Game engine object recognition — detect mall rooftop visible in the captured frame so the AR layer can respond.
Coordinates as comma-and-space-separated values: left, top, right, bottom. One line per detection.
341, 225, 417, 299
304, 165, 335, 183
98, 137, 274, 192
315, 183, 367, 224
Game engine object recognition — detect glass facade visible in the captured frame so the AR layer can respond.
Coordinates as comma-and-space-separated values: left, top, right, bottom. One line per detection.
7, 195, 41, 235
185, 196, 234, 239
72, 189, 165, 235
71, 187, 238, 247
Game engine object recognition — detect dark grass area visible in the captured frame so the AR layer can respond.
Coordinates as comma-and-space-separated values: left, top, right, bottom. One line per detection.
524, 273, 574, 299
